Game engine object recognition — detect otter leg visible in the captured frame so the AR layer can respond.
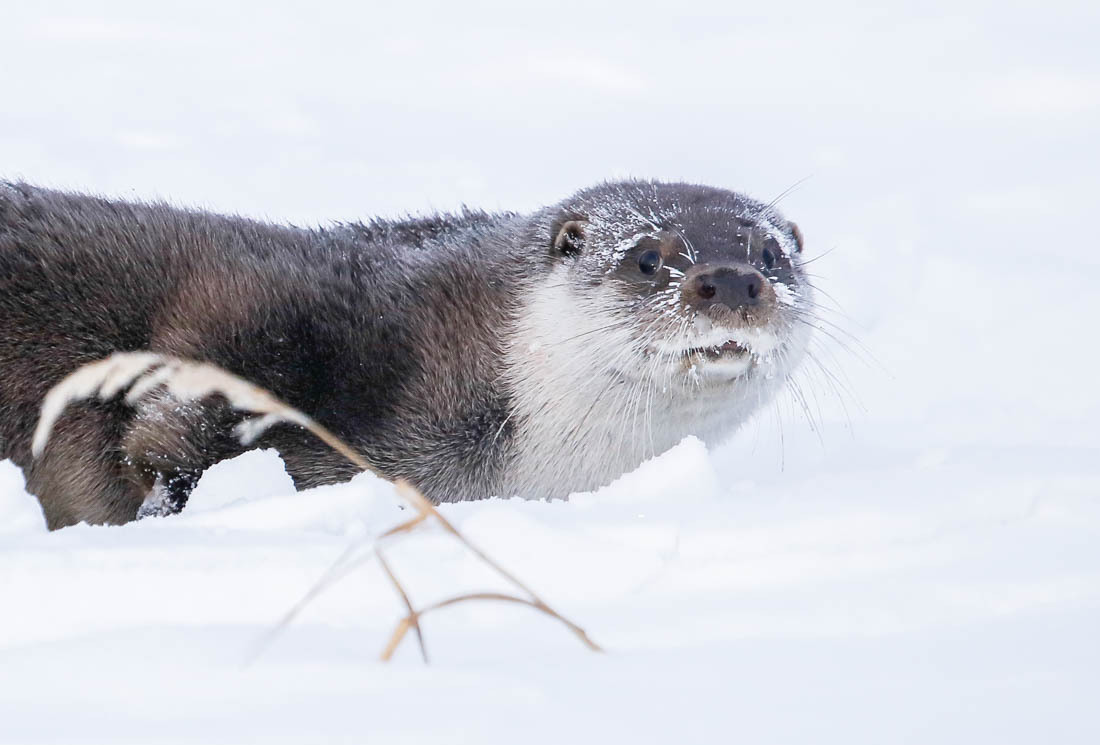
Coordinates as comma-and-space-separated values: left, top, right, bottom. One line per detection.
121, 390, 368, 518
120, 392, 247, 519
134, 471, 202, 519
24, 402, 146, 529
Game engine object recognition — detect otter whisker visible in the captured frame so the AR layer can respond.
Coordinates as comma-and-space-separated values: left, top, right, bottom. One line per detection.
766, 175, 813, 210
673, 227, 698, 265
803, 343, 864, 414
800, 348, 858, 431
785, 374, 823, 443
542, 320, 637, 348
774, 398, 786, 471
794, 245, 838, 267
787, 312, 878, 370
801, 280, 854, 318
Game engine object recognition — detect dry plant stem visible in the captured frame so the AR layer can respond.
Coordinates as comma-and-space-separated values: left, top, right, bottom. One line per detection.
393, 482, 601, 649
375, 490, 603, 659
375, 547, 428, 663
243, 537, 375, 665
300, 420, 380, 478
33, 352, 602, 663
380, 592, 602, 662
380, 617, 414, 663
384, 483, 603, 657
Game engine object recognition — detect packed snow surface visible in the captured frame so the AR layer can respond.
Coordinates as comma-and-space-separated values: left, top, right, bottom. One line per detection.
2, 434, 1097, 744
2, 1, 1099, 743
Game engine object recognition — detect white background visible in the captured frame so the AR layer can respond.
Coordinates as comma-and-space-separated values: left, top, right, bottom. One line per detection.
1, 2, 1098, 743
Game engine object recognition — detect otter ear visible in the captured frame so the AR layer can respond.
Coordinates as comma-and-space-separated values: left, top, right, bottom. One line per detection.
552, 219, 587, 257
789, 222, 805, 253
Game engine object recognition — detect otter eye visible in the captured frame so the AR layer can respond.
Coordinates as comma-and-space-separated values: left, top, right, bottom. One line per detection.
638, 249, 663, 276
762, 248, 776, 270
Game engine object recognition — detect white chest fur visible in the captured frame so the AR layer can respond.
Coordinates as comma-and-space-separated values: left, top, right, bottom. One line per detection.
499, 269, 800, 498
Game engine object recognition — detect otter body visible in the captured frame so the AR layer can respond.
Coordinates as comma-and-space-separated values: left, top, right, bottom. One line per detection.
0, 180, 811, 529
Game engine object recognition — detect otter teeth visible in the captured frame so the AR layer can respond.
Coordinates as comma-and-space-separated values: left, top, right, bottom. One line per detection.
688, 340, 748, 358
665, 327, 779, 359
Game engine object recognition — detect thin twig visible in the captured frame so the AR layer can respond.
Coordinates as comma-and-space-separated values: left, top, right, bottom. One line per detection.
390, 592, 602, 654
243, 536, 375, 665
375, 547, 428, 663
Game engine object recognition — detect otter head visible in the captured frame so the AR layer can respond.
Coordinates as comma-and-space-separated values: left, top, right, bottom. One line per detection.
542, 181, 810, 387
504, 180, 814, 494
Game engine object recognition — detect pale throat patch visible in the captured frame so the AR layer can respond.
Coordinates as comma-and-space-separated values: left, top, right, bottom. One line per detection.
499, 261, 807, 498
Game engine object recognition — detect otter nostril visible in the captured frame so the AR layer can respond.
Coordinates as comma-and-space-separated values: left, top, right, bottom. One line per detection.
747, 280, 760, 299
698, 279, 717, 300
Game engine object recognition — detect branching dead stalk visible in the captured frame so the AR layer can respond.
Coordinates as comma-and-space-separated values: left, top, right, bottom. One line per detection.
34, 352, 602, 662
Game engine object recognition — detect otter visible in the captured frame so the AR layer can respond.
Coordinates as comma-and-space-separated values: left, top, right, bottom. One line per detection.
0, 180, 812, 529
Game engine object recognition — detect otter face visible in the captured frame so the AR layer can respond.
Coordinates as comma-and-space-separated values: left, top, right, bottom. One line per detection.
504, 180, 815, 495
546, 181, 812, 388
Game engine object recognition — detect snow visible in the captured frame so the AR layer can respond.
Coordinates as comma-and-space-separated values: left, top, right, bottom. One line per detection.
2, 1, 1099, 743
2, 439, 1097, 743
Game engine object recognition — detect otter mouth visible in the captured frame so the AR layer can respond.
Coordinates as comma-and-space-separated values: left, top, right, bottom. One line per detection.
648, 328, 778, 379
682, 339, 749, 361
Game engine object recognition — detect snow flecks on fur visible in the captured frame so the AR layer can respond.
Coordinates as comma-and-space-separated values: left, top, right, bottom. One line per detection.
558, 182, 810, 370
503, 182, 814, 497
773, 281, 796, 306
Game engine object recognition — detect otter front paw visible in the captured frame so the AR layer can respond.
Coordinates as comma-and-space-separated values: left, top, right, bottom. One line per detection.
134, 471, 198, 520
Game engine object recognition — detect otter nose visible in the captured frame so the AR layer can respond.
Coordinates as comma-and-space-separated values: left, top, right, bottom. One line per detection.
685, 264, 766, 311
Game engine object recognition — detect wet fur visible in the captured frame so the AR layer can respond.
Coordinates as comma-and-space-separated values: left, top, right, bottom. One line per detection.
0, 180, 809, 529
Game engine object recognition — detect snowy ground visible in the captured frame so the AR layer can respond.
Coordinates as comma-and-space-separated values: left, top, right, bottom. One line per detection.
1, 1, 1099, 743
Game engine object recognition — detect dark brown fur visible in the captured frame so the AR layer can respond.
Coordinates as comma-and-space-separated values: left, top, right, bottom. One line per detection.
0, 180, 809, 529
0, 182, 526, 528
